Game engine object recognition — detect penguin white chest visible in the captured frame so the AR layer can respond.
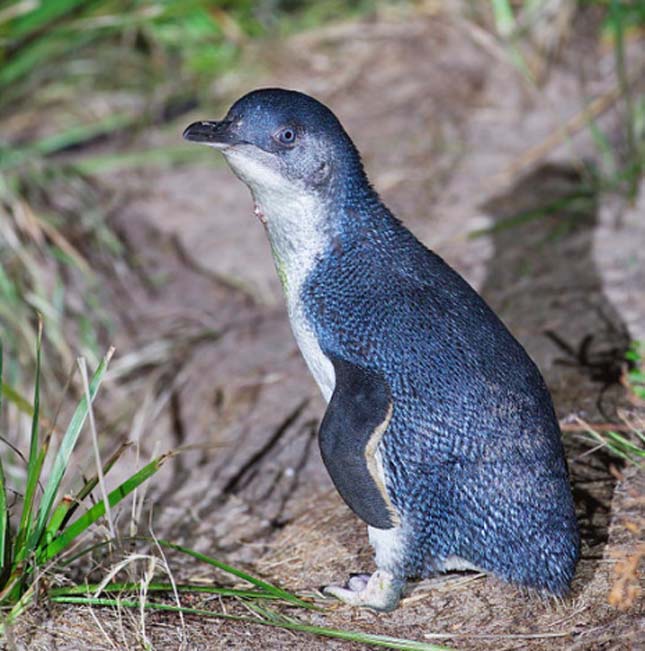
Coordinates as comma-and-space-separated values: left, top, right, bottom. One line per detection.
274, 225, 335, 403
225, 152, 336, 402
286, 298, 335, 402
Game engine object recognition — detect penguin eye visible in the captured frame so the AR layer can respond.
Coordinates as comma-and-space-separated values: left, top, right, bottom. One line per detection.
275, 126, 297, 146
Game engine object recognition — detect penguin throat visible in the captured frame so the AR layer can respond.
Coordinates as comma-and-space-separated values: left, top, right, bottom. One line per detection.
258, 189, 329, 301
223, 146, 331, 298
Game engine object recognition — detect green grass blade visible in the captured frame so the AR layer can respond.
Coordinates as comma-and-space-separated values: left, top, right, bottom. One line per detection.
40, 452, 172, 563
56, 538, 114, 568
154, 539, 315, 610
581, 427, 644, 465
0, 114, 139, 172
46, 441, 132, 539
0, 459, 6, 572
49, 582, 284, 600
32, 114, 136, 156
588, 119, 616, 173
469, 189, 595, 238
491, 0, 516, 36
0, 0, 106, 93
0, 583, 36, 635
13, 320, 43, 563
1, 380, 38, 418
31, 347, 114, 551
49, 596, 454, 651
0, 339, 5, 571
44, 496, 74, 545
0, 28, 100, 93
4, 0, 94, 40
605, 431, 645, 461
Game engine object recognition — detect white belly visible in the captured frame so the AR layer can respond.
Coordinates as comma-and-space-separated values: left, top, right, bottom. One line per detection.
227, 160, 337, 403
287, 298, 336, 403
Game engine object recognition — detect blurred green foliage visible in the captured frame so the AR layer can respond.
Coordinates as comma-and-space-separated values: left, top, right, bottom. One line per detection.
0, 0, 373, 113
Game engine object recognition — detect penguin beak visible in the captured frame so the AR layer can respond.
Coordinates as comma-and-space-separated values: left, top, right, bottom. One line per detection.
182, 120, 243, 149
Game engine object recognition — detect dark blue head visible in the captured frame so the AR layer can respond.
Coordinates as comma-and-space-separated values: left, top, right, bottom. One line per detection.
183, 88, 368, 204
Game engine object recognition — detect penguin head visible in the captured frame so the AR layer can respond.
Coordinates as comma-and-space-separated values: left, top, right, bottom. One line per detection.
183, 88, 364, 208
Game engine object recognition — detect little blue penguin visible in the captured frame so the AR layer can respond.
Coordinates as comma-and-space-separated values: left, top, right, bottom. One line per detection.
183, 88, 580, 612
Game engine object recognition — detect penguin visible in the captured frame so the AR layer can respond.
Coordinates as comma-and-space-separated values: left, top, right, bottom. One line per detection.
183, 88, 580, 612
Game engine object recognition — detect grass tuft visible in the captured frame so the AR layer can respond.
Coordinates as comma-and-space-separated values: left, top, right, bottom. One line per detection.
0, 334, 168, 634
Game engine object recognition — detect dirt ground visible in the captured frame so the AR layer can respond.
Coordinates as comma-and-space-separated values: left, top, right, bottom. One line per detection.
11, 3, 644, 650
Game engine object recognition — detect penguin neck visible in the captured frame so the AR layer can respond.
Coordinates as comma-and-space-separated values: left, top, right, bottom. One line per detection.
333, 171, 400, 251
260, 172, 384, 288
242, 150, 391, 303
254, 184, 331, 304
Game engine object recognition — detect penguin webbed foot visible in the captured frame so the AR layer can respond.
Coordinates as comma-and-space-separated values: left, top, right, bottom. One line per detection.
323, 569, 404, 612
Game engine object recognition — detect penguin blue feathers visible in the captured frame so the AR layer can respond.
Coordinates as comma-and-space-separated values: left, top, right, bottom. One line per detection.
184, 88, 580, 611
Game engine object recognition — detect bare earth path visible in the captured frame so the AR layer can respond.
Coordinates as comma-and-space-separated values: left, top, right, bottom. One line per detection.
14, 6, 643, 650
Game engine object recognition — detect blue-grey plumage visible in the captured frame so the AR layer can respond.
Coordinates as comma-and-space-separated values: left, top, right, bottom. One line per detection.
183, 88, 580, 611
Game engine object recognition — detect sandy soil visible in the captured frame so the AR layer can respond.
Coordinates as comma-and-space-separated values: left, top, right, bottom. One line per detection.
10, 4, 643, 650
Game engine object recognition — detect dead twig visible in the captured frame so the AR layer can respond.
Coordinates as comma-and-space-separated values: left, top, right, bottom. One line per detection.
560, 422, 639, 433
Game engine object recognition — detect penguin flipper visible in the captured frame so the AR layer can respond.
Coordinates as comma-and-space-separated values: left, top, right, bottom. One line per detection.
319, 355, 397, 529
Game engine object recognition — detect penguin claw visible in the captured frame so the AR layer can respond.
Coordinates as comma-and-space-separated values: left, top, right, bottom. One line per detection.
322, 569, 404, 612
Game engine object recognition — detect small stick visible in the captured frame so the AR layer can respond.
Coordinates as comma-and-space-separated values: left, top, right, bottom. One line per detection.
560, 422, 639, 433
423, 631, 572, 640
79, 356, 116, 541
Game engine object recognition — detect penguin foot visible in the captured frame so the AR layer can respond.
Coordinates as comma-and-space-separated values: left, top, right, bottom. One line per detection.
323, 569, 404, 612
